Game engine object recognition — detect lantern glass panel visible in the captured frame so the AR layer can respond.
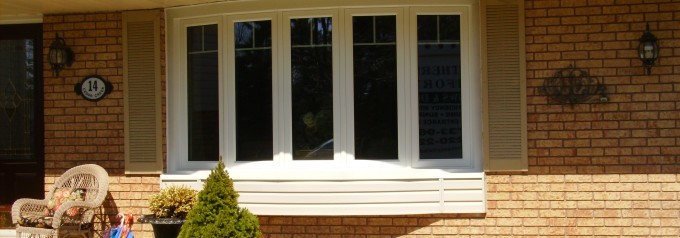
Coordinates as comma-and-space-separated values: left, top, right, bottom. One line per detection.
640, 41, 656, 59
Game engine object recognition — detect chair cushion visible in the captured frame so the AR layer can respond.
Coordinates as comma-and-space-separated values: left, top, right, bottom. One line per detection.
17, 215, 53, 228
47, 188, 86, 216
17, 215, 92, 230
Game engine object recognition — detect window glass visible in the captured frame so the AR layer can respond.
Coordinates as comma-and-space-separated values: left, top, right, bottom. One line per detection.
235, 21, 274, 161
0, 39, 35, 161
417, 15, 463, 159
290, 17, 334, 160
187, 24, 219, 161
352, 16, 398, 160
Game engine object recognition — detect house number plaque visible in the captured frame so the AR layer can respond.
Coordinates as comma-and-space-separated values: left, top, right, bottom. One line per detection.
75, 75, 113, 102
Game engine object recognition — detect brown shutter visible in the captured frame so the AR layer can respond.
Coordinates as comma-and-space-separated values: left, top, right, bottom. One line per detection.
482, 0, 527, 171
123, 10, 163, 174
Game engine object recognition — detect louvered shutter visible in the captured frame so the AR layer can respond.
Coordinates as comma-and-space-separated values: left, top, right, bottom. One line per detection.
123, 10, 163, 174
482, 0, 527, 171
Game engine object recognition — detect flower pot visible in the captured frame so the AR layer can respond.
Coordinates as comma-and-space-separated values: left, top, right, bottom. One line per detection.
138, 215, 184, 238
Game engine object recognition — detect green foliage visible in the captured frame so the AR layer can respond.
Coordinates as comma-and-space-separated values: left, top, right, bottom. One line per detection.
178, 161, 261, 238
149, 185, 197, 219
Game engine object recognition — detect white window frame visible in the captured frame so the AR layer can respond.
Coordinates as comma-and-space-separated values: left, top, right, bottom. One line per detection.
225, 12, 282, 170
409, 7, 481, 169
281, 9, 342, 169
167, 1, 482, 175
343, 8, 407, 169
168, 16, 223, 172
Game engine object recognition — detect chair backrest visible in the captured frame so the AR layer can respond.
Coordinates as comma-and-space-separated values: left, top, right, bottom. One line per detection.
46, 164, 109, 206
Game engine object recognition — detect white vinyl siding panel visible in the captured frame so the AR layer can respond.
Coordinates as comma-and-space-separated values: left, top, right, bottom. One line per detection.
161, 173, 485, 215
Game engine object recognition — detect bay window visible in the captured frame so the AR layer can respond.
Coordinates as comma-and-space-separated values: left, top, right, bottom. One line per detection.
166, 0, 486, 215
169, 3, 480, 171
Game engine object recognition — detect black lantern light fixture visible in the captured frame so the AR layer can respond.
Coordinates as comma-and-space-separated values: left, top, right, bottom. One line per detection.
48, 33, 73, 77
638, 23, 658, 75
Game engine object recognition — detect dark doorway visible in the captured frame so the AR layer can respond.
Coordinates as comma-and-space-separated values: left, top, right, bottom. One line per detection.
0, 24, 44, 212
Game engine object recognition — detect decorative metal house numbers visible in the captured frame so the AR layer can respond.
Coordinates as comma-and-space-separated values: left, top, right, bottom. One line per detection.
75, 75, 113, 102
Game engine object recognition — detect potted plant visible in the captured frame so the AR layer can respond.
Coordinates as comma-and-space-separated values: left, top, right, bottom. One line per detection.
139, 185, 197, 238
178, 161, 261, 238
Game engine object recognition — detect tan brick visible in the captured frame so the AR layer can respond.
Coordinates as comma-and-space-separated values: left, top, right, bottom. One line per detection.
594, 227, 622, 236
626, 218, 652, 230
431, 226, 456, 234
367, 218, 392, 226
486, 175, 510, 184
510, 175, 537, 183
443, 219, 469, 226
650, 210, 680, 218
619, 174, 647, 182
622, 227, 650, 236
354, 226, 379, 234
649, 174, 676, 182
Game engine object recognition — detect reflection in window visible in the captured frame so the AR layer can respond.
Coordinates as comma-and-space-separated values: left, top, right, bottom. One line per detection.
352, 16, 398, 160
0, 39, 35, 161
290, 17, 333, 160
187, 25, 219, 161
417, 15, 462, 159
235, 21, 273, 161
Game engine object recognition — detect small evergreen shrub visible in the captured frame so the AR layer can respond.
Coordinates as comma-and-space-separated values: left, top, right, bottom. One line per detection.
178, 161, 261, 238
148, 185, 197, 219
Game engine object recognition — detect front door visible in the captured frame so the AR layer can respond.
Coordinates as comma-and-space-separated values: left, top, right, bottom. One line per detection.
0, 24, 44, 213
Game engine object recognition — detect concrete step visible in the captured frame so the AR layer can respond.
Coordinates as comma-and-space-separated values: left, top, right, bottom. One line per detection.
0, 229, 14, 238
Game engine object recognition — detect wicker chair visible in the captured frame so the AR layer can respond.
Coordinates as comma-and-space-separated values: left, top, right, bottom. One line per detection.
11, 164, 109, 238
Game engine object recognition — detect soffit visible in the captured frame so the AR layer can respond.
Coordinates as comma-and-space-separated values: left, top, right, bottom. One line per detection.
0, 0, 231, 21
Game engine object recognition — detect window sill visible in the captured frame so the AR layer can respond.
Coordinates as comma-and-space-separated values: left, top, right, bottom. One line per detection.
161, 169, 485, 215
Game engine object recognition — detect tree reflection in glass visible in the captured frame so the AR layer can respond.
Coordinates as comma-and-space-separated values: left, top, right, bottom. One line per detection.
235, 21, 274, 161
290, 17, 333, 160
353, 16, 398, 160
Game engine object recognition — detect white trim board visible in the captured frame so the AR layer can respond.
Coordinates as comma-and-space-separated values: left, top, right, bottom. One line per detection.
161, 171, 485, 215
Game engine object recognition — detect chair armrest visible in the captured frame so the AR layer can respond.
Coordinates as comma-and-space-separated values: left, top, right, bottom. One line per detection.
11, 198, 48, 224
52, 201, 98, 229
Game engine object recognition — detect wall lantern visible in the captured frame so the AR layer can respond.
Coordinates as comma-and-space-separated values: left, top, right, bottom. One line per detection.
48, 33, 73, 77
638, 23, 658, 75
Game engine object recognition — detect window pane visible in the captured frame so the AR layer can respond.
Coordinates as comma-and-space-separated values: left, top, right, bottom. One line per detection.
375, 16, 396, 43
353, 16, 398, 160
417, 15, 462, 159
352, 17, 372, 44
0, 39, 35, 161
312, 18, 332, 45
291, 17, 333, 160
187, 26, 203, 52
235, 21, 273, 161
290, 19, 311, 46
417, 15, 437, 43
204, 25, 218, 51
235, 22, 253, 49
187, 25, 219, 161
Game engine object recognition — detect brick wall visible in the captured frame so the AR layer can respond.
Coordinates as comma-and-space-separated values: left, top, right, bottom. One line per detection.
39, 0, 679, 237
42, 12, 161, 237
525, 0, 679, 174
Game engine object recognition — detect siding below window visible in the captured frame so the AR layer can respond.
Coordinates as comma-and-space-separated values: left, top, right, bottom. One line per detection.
161, 171, 485, 215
